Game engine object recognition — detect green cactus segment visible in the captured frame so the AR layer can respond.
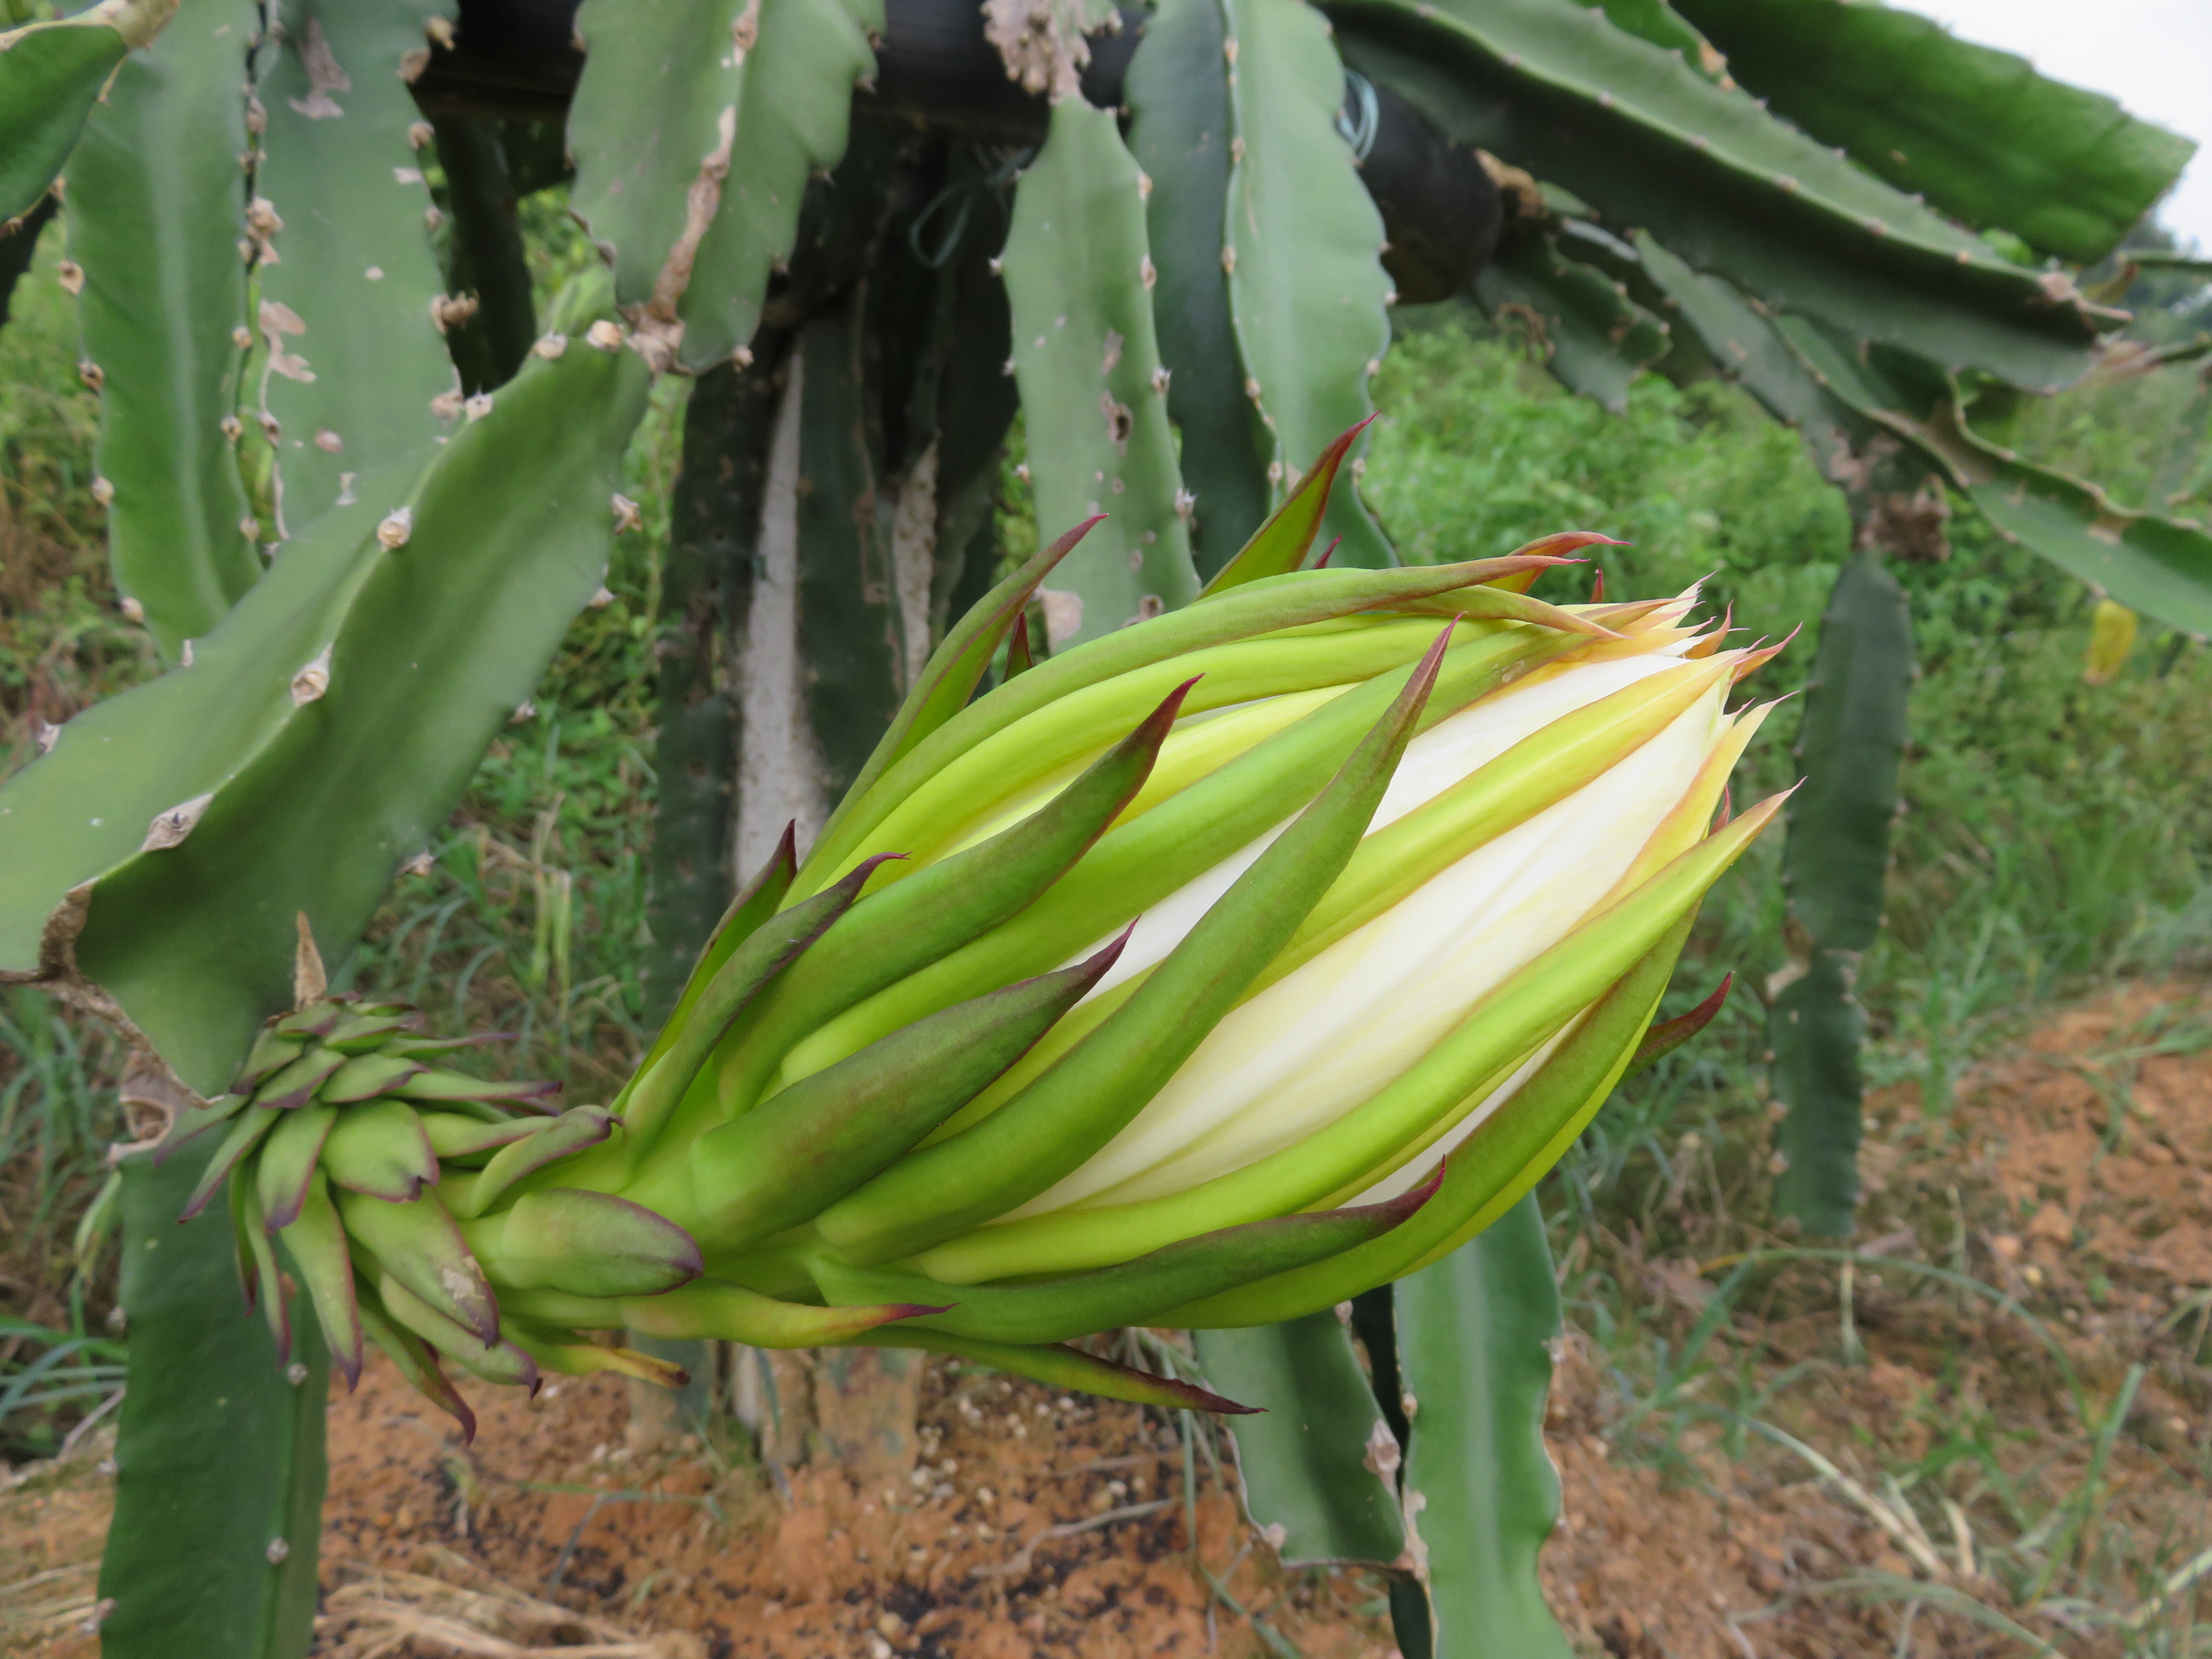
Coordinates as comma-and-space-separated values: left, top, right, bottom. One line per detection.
1770, 949, 1863, 1238
1327, 0, 2110, 390
1199, 419, 1369, 596
1221, 0, 1395, 568
97, 1143, 328, 1659
0, 337, 650, 1094
1780, 554, 1912, 955
65, 0, 261, 659
1475, 231, 1671, 413
1672, 0, 2195, 265
1126, 0, 1272, 579
1193, 1313, 1409, 1566
1393, 1199, 1575, 1659
813, 1174, 1437, 1346
1770, 552, 1909, 1238
0, 0, 167, 221
1003, 97, 1199, 646
796, 305, 909, 795
817, 635, 1449, 1264
566, 0, 877, 370
427, 116, 538, 392
253, 0, 457, 533
647, 360, 789, 1021
1576, 0, 1717, 74
842, 1326, 1256, 1415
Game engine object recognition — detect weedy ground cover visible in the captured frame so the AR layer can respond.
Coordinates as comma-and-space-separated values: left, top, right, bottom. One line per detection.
3, 216, 2211, 1650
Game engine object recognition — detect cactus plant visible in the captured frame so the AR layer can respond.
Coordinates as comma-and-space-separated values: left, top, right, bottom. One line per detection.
0, 0, 2205, 1649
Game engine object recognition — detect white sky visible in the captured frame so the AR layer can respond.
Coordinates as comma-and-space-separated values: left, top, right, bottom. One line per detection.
1903, 0, 2209, 252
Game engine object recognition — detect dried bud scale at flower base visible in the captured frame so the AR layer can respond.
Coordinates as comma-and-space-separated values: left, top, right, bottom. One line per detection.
180, 437, 1786, 1422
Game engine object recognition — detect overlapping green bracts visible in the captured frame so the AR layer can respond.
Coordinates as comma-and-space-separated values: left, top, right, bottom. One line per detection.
0, 0, 173, 221
1672, 0, 2196, 264
1126, 0, 1272, 579
1003, 98, 1200, 646
0, 326, 650, 1094
566, 0, 879, 371
66, 0, 261, 659
1325, 0, 2117, 390
212, 443, 1781, 1422
1220, 0, 1396, 568
252, 0, 457, 535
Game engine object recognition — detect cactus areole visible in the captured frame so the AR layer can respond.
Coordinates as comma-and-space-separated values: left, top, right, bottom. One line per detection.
154, 457, 1783, 1423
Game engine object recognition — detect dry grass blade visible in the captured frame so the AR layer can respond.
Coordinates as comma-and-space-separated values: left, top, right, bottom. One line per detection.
318, 1566, 704, 1659
0, 1560, 100, 1647
975, 1497, 1177, 1579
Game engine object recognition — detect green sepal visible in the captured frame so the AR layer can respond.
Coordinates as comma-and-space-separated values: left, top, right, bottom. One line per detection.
147, 1091, 248, 1168
789, 623, 1580, 1089
1159, 922, 1685, 1327
178, 1103, 281, 1222
418, 1111, 544, 1160
633, 823, 797, 1086
616, 853, 905, 1157
814, 1167, 1439, 1347
233, 1025, 310, 1093
371, 1275, 538, 1391
707, 678, 1193, 1118
502, 1320, 689, 1389
320, 1053, 427, 1106
254, 1102, 337, 1231
468, 1188, 701, 1299
819, 515, 1107, 858
617, 1278, 941, 1348
1624, 971, 1732, 1077
335, 1186, 498, 1346
357, 1297, 476, 1441
675, 936, 1132, 1254
278, 1173, 364, 1387
923, 803, 1775, 1287
320, 1098, 439, 1202
818, 629, 1453, 1265
231, 1176, 291, 1364
396, 1068, 562, 1110
455, 1107, 613, 1220
320, 1013, 419, 1054
251, 1046, 346, 1112
1199, 419, 1373, 597
841, 1326, 1257, 1415
797, 556, 1582, 895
